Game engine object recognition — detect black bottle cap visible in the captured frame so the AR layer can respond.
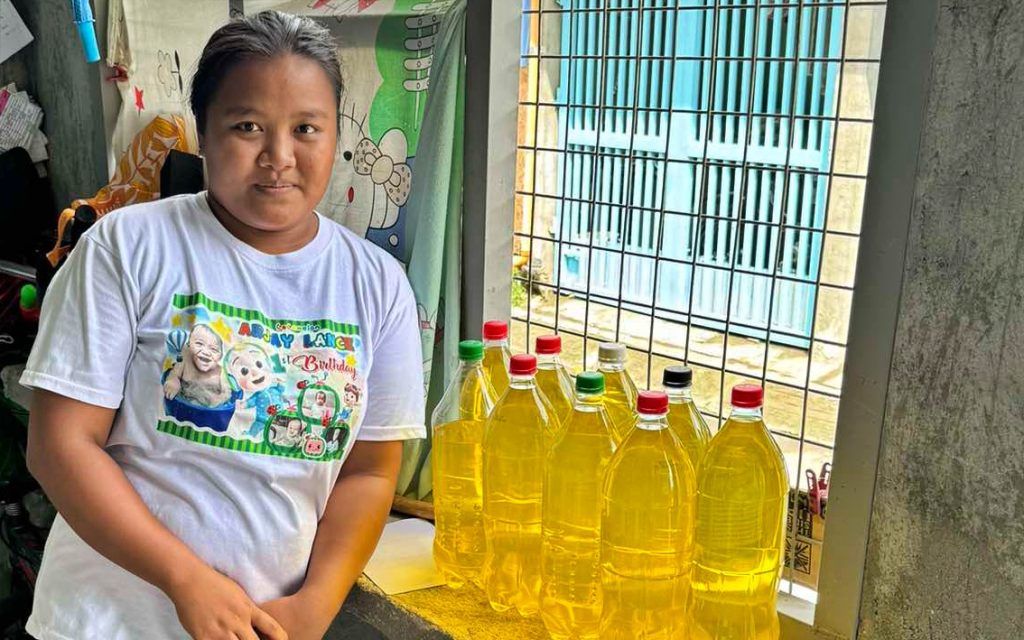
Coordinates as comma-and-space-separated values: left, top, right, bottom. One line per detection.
662, 365, 693, 388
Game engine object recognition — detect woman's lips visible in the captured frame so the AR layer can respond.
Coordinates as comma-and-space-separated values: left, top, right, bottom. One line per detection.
255, 183, 296, 194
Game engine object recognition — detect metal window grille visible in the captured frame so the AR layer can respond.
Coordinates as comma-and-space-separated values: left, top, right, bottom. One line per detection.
513, 0, 886, 600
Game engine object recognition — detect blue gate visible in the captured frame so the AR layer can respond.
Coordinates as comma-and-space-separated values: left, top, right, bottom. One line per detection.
551, 0, 843, 347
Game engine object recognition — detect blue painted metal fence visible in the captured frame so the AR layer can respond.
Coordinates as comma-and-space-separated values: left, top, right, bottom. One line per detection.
551, 0, 844, 346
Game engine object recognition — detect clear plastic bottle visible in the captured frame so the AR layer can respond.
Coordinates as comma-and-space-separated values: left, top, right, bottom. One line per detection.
430, 340, 497, 589
663, 365, 712, 471
482, 320, 512, 398
535, 334, 575, 428
600, 391, 696, 639
691, 384, 789, 640
541, 371, 616, 640
482, 354, 552, 616
596, 342, 638, 443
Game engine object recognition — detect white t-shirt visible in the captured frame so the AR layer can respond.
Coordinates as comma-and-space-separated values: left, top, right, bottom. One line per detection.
20, 193, 426, 640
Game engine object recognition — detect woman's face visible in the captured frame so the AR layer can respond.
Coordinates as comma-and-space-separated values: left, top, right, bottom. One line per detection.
200, 54, 338, 234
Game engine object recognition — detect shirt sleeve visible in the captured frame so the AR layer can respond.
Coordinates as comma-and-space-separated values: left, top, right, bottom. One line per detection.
20, 236, 138, 409
357, 275, 426, 441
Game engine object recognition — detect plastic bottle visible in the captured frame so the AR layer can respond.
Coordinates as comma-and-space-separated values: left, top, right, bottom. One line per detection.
600, 391, 696, 640
691, 384, 789, 640
430, 340, 498, 589
596, 342, 638, 443
663, 365, 712, 471
540, 371, 616, 639
482, 320, 512, 398
534, 334, 575, 428
482, 354, 552, 616
19, 284, 39, 323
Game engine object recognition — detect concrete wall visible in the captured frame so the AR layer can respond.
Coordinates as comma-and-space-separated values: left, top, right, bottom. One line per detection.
858, 1, 1024, 638
0, 0, 108, 212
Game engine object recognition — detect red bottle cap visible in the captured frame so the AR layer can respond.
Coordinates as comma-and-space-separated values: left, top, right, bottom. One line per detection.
637, 391, 669, 415
509, 354, 537, 376
535, 334, 561, 355
483, 320, 508, 341
732, 384, 764, 408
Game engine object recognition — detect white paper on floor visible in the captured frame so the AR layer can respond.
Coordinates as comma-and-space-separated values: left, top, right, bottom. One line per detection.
363, 517, 444, 595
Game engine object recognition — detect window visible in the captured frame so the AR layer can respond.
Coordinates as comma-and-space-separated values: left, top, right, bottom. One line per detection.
512, 0, 887, 612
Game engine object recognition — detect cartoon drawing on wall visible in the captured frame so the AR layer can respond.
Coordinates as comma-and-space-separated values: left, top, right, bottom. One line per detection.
321, 103, 410, 261
155, 50, 184, 98
304, 0, 383, 22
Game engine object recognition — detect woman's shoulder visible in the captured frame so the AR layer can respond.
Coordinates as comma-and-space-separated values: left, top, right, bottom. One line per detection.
319, 216, 408, 284
82, 193, 204, 253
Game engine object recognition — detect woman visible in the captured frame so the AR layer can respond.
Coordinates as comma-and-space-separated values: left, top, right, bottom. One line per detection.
22, 11, 424, 640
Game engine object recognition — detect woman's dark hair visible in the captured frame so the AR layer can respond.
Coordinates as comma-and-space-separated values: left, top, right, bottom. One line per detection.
190, 10, 342, 133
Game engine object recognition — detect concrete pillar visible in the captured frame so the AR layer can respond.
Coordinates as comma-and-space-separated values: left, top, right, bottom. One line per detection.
858, 1, 1024, 637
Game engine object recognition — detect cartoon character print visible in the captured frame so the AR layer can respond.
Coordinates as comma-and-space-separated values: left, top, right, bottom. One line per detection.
159, 294, 365, 462
163, 324, 232, 408
228, 345, 287, 438
338, 382, 361, 424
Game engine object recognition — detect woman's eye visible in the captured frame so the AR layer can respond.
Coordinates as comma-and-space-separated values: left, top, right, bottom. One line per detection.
241, 367, 249, 376
296, 124, 318, 134
235, 122, 261, 133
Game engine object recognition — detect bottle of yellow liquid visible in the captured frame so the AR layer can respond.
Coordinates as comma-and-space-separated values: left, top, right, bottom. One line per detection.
691, 384, 789, 640
540, 371, 616, 640
534, 334, 575, 428
664, 365, 712, 470
430, 340, 497, 589
596, 342, 638, 443
600, 391, 696, 639
482, 320, 511, 398
482, 354, 551, 616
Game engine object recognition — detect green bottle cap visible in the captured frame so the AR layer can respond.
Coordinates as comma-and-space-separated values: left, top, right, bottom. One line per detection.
458, 340, 484, 362
20, 284, 37, 310
576, 371, 605, 394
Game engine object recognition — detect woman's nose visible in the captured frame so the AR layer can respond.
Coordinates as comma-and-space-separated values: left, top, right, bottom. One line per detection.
258, 131, 296, 173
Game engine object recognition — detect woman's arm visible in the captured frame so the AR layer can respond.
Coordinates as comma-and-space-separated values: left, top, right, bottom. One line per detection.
261, 439, 403, 638
27, 389, 286, 640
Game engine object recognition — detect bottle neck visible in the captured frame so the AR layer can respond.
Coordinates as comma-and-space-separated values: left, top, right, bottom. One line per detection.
574, 390, 604, 411
536, 353, 562, 367
483, 338, 508, 349
598, 361, 625, 373
665, 386, 694, 403
509, 373, 537, 389
459, 359, 485, 373
635, 412, 669, 431
729, 406, 763, 420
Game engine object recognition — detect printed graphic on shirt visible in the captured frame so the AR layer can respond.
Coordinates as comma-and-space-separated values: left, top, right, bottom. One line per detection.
156, 292, 364, 462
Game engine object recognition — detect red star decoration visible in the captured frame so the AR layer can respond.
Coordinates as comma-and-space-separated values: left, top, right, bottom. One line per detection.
133, 87, 144, 114
358, 0, 378, 10
267, 405, 278, 416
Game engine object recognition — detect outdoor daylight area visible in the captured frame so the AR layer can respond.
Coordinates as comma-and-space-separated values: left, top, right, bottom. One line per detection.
512, 0, 887, 600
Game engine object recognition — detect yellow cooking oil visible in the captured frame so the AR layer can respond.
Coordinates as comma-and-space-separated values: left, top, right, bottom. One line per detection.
430, 340, 497, 588
663, 365, 712, 470
534, 334, 575, 429
482, 320, 511, 398
599, 391, 696, 639
482, 354, 552, 617
596, 342, 638, 443
540, 371, 616, 640
691, 384, 789, 640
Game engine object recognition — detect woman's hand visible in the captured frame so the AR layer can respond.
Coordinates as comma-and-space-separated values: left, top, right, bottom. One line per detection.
167, 564, 288, 640
259, 590, 334, 640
